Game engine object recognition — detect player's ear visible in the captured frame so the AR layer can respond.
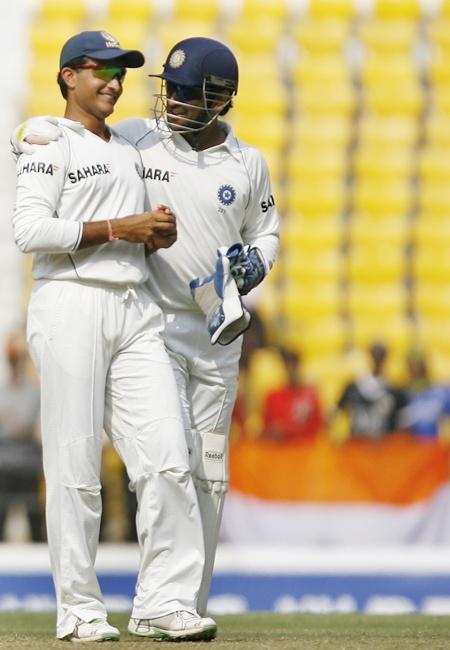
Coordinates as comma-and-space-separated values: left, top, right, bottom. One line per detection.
60, 67, 77, 92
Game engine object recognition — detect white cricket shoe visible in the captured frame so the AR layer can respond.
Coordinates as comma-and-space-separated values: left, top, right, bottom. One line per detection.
65, 618, 120, 643
128, 610, 217, 641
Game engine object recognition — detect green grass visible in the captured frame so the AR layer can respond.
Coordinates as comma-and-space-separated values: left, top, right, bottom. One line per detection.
2, 613, 450, 649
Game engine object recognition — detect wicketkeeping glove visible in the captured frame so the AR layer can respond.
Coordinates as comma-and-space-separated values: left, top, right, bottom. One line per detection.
227, 243, 266, 295
190, 246, 251, 345
11, 116, 63, 155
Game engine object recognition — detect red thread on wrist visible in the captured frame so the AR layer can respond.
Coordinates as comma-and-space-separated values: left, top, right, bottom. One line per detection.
107, 220, 119, 242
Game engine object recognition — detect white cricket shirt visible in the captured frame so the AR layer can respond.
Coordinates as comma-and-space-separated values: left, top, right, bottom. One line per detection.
116, 118, 280, 311
13, 118, 148, 285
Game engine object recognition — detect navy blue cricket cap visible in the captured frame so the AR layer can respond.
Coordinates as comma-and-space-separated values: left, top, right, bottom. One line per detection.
150, 37, 238, 93
59, 31, 145, 70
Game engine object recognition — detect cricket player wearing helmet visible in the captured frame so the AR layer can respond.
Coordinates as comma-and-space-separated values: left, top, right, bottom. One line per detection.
12, 31, 216, 643
12, 36, 280, 631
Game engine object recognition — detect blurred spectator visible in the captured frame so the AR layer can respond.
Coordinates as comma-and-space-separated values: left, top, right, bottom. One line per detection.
401, 347, 450, 439
332, 342, 407, 441
0, 332, 43, 540
261, 348, 324, 443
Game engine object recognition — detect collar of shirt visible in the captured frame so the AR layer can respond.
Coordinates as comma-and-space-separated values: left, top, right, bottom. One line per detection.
169, 121, 242, 161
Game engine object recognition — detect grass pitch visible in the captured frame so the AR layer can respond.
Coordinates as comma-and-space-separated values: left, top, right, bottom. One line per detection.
1, 613, 450, 649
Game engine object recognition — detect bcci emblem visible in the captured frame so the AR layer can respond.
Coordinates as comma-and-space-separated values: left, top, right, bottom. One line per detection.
169, 49, 186, 68
101, 32, 120, 48
218, 184, 236, 206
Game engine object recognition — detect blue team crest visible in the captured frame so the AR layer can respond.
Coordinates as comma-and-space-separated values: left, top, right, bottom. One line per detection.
218, 184, 236, 206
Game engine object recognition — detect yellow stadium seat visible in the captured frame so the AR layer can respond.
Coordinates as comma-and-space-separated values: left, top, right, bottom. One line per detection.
347, 282, 408, 318
413, 215, 450, 247
419, 182, 450, 215
237, 54, 281, 85
413, 246, 450, 284
225, 18, 283, 55
361, 55, 418, 87
282, 215, 343, 251
293, 19, 350, 55
425, 112, 450, 146
281, 280, 343, 320
358, 115, 418, 147
419, 147, 450, 183
429, 52, 450, 87
416, 317, 450, 357
107, 0, 155, 21
284, 316, 347, 360
240, 0, 290, 21
157, 20, 218, 54
246, 346, 287, 405
359, 19, 418, 53
302, 351, 358, 412
29, 55, 59, 88
291, 116, 352, 148
427, 18, 450, 51
347, 245, 406, 283
256, 271, 283, 326
414, 284, 450, 320
440, 1, 450, 18
353, 180, 413, 216
172, 0, 220, 21
87, 19, 149, 49
427, 351, 450, 384
350, 314, 414, 355
283, 249, 344, 284
429, 86, 450, 114
308, 0, 355, 20
350, 214, 409, 248
230, 114, 288, 151
30, 19, 82, 57
287, 146, 347, 183
39, 0, 86, 21
364, 81, 424, 117
353, 146, 414, 182
294, 82, 357, 117
374, 0, 421, 20
293, 56, 351, 86
286, 180, 347, 216
233, 81, 288, 116
25, 87, 65, 116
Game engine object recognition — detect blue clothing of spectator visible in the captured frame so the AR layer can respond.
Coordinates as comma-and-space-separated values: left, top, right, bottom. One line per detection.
404, 385, 450, 438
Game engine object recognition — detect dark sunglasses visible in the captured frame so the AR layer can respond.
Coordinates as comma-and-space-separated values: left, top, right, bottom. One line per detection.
165, 81, 204, 102
74, 63, 127, 83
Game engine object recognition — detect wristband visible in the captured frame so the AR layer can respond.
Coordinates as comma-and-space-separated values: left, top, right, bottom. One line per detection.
107, 220, 119, 242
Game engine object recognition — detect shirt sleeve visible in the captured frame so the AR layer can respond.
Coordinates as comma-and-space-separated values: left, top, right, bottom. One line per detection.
13, 137, 82, 254
241, 148, 280, 273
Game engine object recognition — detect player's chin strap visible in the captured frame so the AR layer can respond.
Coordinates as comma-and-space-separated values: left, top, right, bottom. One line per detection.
190, 244, 252, 346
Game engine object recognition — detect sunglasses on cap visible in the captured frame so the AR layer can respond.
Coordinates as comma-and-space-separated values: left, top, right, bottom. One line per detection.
73, 62, 127, 82
165, 81, 204, 102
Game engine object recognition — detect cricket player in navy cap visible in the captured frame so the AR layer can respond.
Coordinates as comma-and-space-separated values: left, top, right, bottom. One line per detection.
13, 35, 280, 638
12, 31, 218, 643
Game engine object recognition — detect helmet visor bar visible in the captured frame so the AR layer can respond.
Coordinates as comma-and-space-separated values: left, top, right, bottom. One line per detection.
153, 79, 234, 134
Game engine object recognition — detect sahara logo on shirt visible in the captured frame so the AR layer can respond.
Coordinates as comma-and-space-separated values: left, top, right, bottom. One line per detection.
218, 184, 236, 206
141, 167, 174, 182
261, 194, 275, 213
68, 164, 111, 184
18, 161, 57, 176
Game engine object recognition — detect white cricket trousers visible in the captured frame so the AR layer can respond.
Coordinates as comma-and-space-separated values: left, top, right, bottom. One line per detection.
27, 280, 204, 639
162, 309, 242, 615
